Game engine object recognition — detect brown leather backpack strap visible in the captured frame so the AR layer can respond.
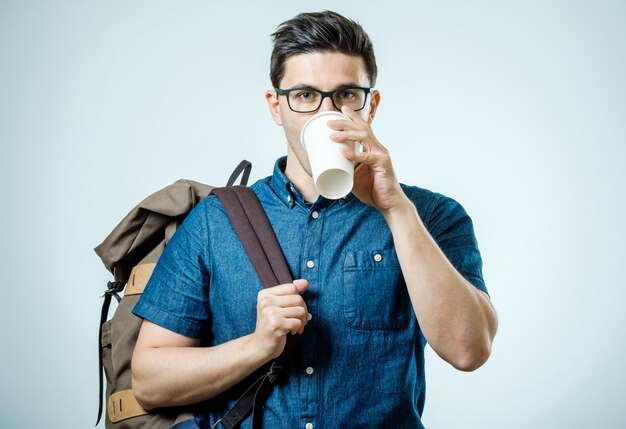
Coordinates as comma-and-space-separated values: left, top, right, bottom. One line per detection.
211, 186, 292, 287
210, 186, 295, 429
230, 186, 293, 285
216, 186, 297, 370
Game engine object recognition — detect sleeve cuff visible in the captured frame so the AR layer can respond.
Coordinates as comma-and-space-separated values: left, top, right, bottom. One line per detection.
132, 299, 207, 340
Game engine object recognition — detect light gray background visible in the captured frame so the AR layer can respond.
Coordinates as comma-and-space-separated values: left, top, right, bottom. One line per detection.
1, 1, 624, 428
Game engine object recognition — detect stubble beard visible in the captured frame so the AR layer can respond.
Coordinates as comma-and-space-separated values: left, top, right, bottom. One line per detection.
285, 123, 313, 178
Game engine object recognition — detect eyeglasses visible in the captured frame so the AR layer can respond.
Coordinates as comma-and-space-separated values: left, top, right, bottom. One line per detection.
274, 86, 372, 113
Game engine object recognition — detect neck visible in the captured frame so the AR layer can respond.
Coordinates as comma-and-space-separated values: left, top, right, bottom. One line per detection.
284, 148, 319, 203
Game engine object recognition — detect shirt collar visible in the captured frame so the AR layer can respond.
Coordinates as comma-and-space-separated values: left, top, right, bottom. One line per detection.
269, 156, 297, 208
269, 156, 355, 210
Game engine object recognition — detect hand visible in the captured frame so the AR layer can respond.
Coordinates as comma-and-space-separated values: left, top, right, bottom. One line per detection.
328, 106, 407, 213
252, 279, 309, 360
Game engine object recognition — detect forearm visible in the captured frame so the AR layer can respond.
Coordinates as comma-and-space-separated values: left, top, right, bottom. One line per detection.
382, 197, 498, 371
132, 333, 270, 410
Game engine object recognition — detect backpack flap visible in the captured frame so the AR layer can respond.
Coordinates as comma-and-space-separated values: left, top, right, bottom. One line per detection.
94, 179, 213, 283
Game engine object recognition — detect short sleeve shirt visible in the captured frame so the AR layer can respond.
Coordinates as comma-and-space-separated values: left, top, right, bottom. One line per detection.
133, 156, 487, 429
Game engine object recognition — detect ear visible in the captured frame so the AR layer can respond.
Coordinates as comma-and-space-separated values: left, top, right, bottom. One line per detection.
366, 90, 381, 124
265, 90, 283, 126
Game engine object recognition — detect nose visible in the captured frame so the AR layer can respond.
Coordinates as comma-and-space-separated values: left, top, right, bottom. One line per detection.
319, 95, 337, 112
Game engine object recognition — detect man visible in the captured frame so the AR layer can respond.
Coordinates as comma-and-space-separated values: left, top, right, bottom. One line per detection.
132, 10, 498, 428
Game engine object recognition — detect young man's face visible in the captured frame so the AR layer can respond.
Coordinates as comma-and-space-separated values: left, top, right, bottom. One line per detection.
266, 52, 380, 177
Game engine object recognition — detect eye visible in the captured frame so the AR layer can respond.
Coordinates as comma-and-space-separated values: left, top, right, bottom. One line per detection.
337, 89, 357, 100
295, 91, 318, 102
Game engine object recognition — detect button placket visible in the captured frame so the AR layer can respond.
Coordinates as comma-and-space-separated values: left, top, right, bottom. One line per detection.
300, 204, 322, 420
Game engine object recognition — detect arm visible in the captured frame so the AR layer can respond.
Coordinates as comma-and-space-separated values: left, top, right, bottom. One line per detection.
132, 321, 265, 409
132, 280, 309, 410
381, 198, 497, 371
329, 105, 498, 371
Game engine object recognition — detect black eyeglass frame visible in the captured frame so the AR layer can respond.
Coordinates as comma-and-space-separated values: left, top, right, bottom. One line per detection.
274, 86, 373, 113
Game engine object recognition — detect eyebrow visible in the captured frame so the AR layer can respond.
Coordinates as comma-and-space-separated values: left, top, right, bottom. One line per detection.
288, 82, 363, 91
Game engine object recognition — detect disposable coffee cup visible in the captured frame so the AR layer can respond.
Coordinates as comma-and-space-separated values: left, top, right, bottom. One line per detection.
300, 111, 355, 199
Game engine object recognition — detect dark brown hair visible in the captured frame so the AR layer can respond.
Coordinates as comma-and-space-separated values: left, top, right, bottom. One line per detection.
270, 11, 377, 88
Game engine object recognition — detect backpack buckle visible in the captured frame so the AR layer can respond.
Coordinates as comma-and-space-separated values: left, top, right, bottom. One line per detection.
103, 281, 125, 303
267, 361, 283, 384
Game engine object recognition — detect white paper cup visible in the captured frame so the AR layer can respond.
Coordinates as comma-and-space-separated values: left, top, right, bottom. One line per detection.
300, 111, 355, 199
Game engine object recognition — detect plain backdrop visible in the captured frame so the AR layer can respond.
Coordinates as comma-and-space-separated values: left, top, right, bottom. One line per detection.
1, 1, 625, 428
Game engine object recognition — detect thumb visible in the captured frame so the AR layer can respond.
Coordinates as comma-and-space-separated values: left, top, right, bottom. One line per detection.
293, 279, 309, 295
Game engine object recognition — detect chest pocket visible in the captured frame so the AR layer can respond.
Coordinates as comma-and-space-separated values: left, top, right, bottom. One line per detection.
342, 249, 412, 331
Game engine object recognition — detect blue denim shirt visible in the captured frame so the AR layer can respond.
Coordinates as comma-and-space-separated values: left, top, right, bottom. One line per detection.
133, 156, 487, 428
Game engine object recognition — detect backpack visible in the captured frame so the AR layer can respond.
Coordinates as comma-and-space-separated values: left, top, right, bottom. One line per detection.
95, 161, 294, 428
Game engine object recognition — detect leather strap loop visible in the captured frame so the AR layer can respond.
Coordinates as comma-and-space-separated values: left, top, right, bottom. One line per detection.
125, 263, 156, 296
108, 389, 148, 423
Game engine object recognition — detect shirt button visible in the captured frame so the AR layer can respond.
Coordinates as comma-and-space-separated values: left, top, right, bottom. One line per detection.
287, 195, 291, 202
305, 367, 314, 375
306, 260, 315, 269
307, 312, 312, 321
374, 253, 383, 262
305, 423, 313, 429
311, 211, 319, 219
